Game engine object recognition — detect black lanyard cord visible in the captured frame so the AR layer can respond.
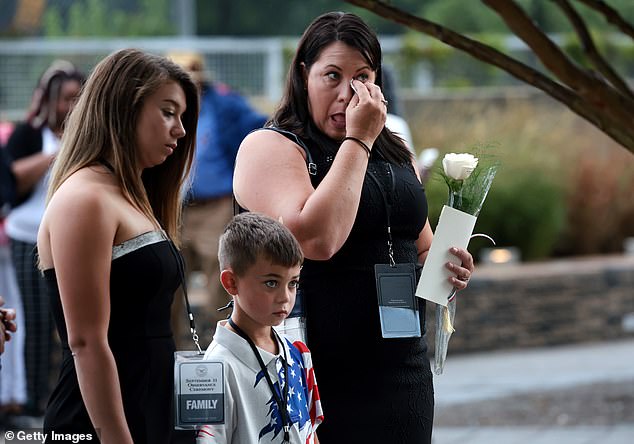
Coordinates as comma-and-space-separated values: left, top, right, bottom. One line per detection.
166, 236, 203, 353
367, 162, 396, 266
227, 318, 291, 442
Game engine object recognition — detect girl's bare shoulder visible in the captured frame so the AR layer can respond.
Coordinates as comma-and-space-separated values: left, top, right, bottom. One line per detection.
46, 166, 120, 218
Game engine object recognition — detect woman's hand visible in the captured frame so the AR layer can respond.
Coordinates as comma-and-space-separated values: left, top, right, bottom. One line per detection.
345, 79, 387, 148
445, 247, 475, 291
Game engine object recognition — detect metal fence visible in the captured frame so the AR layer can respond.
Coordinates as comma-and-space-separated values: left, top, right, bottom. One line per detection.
0, 37, 292, 121
1, 35, 632, 121
0, 35, 527, 121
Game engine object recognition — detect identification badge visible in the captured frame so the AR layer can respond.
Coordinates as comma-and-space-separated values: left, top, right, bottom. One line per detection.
374, 263, 422, 338
174, 351, 225, 429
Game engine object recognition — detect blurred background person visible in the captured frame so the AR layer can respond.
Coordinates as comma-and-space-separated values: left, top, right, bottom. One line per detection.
4, 60, 85, 418
167, 51, 267, 348
1, 135, 27, 426
0, 153, 27, 425
382, 64, 438, 183
382, 64, 415, 154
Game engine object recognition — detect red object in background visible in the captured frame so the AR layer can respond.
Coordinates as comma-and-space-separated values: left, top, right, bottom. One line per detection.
0, 121, 15, 146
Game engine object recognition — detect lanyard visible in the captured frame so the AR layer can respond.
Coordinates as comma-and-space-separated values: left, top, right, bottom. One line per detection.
367, 162, 396, 266
227, 318, 291, 443
171, 240, 203, 353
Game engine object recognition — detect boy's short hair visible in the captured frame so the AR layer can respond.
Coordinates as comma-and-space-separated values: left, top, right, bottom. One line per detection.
218, 212, 304, 276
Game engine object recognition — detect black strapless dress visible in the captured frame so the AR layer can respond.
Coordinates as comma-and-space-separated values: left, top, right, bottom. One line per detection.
43, 231, 180, 444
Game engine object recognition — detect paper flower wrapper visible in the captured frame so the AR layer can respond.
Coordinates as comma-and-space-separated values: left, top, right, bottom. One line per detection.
416, 158, 497, 375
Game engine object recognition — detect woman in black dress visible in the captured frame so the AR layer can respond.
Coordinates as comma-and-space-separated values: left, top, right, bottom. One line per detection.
233, 12, 475, 444
36, 49, 199, 443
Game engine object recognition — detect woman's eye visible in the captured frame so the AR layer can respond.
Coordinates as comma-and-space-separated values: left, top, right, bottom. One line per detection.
264, 280, 278, 288
326, 72, 339, 81
163, 109, 175, 117
355, 73, 369, 82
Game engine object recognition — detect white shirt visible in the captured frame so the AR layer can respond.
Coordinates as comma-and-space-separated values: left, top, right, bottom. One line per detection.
196, 321, 323, 444
6, 127, 59, 243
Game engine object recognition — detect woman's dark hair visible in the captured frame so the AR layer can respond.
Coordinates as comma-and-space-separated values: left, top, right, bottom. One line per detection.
271, 11, 412, 165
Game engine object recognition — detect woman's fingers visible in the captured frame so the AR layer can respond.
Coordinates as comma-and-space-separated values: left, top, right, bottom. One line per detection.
445, 247, 475, 290
346, 80, 386, 143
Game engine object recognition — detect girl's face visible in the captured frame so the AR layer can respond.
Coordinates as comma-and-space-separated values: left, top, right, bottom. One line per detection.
303, 41, 376, 141
54, 79, 81, 131
135, 80, 187, 170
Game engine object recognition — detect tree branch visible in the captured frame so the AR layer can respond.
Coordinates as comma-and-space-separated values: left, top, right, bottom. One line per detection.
553, 0, 634, 99
574, 0, 634, 40
482, 0, 634, 130
344, 0, 634, 152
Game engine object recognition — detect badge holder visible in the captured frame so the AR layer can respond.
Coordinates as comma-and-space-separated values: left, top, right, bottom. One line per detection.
368, 167, 422, 339
174, 352, 225, 429
375, 262, 421, 338
167, 240, 225, 430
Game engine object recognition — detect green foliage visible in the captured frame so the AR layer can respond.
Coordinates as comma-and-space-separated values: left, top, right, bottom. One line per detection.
426, 159, 565, 262
420, 0, 507, 33
43, 0, 175, 37
475, 169, 566, 261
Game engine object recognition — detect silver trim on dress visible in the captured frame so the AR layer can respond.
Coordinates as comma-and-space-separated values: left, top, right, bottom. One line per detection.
111, 230, 167, 261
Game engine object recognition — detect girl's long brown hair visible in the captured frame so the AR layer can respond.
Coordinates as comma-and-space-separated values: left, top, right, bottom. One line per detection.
47, 48, 199, 245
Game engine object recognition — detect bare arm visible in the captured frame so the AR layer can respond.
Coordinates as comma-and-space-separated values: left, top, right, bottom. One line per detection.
12, 152, 55, 197
233, 80, 386, 260
46, 186, 133, 444
234, 130, 371, 260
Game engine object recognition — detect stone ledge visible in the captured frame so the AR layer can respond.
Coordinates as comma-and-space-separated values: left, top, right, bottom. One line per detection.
425, 254, 634, 355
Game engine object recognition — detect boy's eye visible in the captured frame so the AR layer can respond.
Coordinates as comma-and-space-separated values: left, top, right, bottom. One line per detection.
264, 280, 278, 288
289, 280, 299, 289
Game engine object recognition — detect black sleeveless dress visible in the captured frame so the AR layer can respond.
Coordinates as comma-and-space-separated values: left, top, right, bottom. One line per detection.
267, 130, 434, 444
42, 231, 180, 443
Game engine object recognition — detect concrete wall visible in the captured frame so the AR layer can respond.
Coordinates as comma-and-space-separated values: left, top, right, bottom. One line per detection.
424, 255, 634, 355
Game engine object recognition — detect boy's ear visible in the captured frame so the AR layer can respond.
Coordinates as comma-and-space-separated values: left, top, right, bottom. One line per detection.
220, 269, 238, 296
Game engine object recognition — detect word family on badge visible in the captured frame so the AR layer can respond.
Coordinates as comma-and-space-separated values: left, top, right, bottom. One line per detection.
174, 351, 225, 429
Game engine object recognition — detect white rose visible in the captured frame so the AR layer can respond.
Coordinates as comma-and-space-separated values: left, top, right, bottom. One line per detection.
442, 153, 479, 180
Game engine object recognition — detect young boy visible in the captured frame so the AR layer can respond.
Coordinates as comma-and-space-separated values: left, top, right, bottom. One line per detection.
196, 213, 323, 444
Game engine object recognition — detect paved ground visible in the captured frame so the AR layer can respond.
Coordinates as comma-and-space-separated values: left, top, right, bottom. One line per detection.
432, 339, 634, 444
3, 339, 633, 443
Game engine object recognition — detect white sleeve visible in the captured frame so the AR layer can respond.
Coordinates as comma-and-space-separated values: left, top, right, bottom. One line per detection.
196, 351, 235, 443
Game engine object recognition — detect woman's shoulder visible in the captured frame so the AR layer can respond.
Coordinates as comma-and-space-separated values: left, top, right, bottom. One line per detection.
241, 127, 298, 147
237, 127, 308, 163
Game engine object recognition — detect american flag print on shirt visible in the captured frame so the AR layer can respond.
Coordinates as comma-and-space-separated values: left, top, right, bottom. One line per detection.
258, 339, 323, 443
196, 337, 323, 443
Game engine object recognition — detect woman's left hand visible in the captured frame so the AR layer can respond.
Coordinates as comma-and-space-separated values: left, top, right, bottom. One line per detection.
445, 247, 475, 291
